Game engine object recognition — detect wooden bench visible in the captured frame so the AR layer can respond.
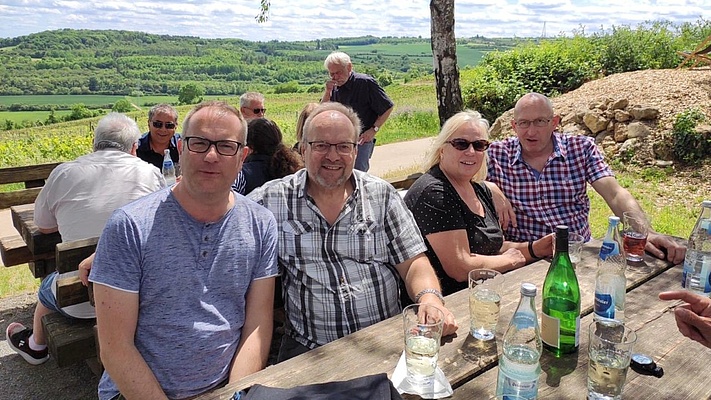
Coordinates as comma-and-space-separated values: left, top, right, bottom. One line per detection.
386, 172, 421, 190
0, 162, 61, 271
41, 237, 101, 372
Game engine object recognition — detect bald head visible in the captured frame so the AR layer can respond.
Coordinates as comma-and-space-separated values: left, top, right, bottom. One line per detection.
513, 93, 554, 120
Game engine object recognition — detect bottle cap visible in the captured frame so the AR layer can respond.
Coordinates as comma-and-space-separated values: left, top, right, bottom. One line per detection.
608, 215, 620, 224
521, 282, 537, 296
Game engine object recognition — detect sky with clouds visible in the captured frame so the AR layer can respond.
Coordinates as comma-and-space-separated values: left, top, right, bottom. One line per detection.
0, 0, 708, 41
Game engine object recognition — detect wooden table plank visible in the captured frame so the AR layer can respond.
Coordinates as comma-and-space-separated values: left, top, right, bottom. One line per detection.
196, 240, 677, 400
451, 266, 711, 399
11, 204, 62, 255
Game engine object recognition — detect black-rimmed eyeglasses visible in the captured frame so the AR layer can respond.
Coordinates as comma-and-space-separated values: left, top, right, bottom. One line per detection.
247, 108, 266, 115
514, 118, 551, 128
184, 136, 243, 156
308, 141, 357, 155
151, 121, 177, 129
446, 138, 490, 152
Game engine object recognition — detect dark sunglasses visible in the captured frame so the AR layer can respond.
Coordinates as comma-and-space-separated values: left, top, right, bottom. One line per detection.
246, 108, 266, 114
446, 138, 490, 152
152, 121, 177, 129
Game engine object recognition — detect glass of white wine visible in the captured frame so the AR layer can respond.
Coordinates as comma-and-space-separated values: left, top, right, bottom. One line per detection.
587, 320, 637, 400
403, 303, 444, 386
468, 269, 505, 341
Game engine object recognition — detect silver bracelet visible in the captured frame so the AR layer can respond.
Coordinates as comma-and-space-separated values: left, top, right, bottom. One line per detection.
414, 288, 445, 305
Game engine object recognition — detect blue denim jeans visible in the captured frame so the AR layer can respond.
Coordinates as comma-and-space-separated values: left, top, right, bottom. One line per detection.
354, 139, 375, 172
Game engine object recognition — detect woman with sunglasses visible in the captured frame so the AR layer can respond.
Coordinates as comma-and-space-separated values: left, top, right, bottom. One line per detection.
404, 110, 553, 296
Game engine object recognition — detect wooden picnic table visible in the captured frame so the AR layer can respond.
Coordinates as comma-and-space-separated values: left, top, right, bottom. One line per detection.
196, 238, 694, 400
8, 203, 61, 276
452, 265, 711, 399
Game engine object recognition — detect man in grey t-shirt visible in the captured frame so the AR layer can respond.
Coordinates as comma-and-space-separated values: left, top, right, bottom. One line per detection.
89, 101, 278, 399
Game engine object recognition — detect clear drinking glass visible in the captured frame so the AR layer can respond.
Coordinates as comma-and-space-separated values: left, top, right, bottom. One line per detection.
553, 232, 585, 266
587, 320, 637, 400
403, 303, 444, 386
468, 269, 505, 341
622, 211, 649, 262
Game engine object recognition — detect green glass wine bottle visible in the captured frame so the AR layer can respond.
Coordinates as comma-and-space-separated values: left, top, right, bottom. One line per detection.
541, 225, 581, 357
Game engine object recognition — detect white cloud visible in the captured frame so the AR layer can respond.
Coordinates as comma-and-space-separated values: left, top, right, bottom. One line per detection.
0, 0, 708, 41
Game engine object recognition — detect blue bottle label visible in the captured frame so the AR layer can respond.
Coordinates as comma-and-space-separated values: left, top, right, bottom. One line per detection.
502, 376, 538, 399
594, 292, 615, 319
599, 241, 619, 260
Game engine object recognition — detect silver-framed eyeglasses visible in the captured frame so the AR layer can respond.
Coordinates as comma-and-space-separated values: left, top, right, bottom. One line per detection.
308, 141, 357, 155
184, 136, 243, 156
515, 118, 551, 128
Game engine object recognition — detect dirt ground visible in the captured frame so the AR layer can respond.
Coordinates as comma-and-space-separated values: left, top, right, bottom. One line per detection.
0, 292, 99, 400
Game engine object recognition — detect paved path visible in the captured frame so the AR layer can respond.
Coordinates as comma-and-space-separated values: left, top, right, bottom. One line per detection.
368, 137, 433, 178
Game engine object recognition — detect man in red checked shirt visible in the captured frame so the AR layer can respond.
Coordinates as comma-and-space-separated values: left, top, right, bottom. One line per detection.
487, 92, 685, 265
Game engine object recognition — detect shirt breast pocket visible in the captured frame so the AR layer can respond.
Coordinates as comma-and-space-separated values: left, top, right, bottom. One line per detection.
347, 220, 384, 262
281, 220, 316, 259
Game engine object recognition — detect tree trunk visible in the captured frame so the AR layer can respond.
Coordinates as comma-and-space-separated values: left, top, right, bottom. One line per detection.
430, 0, 463, 126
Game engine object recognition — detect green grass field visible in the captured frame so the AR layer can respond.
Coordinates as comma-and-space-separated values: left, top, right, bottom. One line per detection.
0, 110, 73, 124
0, 94, 125, 106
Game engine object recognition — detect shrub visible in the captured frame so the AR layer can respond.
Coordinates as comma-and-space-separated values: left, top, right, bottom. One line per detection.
672, 108, 708, 164
273, 81, 301, 94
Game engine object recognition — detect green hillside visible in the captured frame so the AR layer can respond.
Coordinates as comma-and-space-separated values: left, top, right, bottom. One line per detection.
0, 29, 515, 97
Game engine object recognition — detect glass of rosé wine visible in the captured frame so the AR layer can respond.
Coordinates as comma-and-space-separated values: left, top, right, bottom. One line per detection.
622, 211, 649, 262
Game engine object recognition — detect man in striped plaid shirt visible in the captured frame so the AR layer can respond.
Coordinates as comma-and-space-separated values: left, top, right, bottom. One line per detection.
249, 102, 458, 362
487, 92, 685, 265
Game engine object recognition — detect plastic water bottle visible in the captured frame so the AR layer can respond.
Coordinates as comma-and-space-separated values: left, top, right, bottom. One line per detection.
496, 282, 542, 400
594, 216, 627, 322
162, 149, 176, 186
682, 200, 711, 295
541, 225, 580, 357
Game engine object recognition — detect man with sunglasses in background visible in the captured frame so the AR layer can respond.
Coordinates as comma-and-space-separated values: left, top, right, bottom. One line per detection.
239, 91, 267, 121
249, 102, 457, 363
486, 92, 685, 264
321, 51, 393, 172
137, 103, 181, 170
90, 101, 278, 399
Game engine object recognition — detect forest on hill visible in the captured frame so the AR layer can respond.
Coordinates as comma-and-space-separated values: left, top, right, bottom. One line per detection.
0, 29, 515, 97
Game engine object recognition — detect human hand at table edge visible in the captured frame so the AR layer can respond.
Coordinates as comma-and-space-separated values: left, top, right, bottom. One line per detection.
659, 290, 711, 349
646, 232, 686, 264
78, 252, 95, 286
418, 293, 459, 337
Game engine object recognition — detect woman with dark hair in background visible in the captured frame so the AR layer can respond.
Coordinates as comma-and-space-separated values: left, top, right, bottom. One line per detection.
239, 118, 303, 195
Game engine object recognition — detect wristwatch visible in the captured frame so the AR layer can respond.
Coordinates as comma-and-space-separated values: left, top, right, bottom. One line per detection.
372, 125, 379, 133
630, 353, 664, 378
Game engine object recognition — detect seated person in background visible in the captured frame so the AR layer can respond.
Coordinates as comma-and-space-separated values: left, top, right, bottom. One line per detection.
249, 102, 458, 362
89, 101, 278, 399
659, 290, 711, 349
404, 110, 552, 296
487, 92, 685, 264
5, 113, 165, 366
293, 102, 319, 152
239, 118, 303, 195
137, 103, 181, 170
240, 91, 267, 121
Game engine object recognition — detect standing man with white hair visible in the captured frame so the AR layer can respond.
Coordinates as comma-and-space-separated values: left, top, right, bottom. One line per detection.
322, 51, 394, 172
6, 112, 165, 366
